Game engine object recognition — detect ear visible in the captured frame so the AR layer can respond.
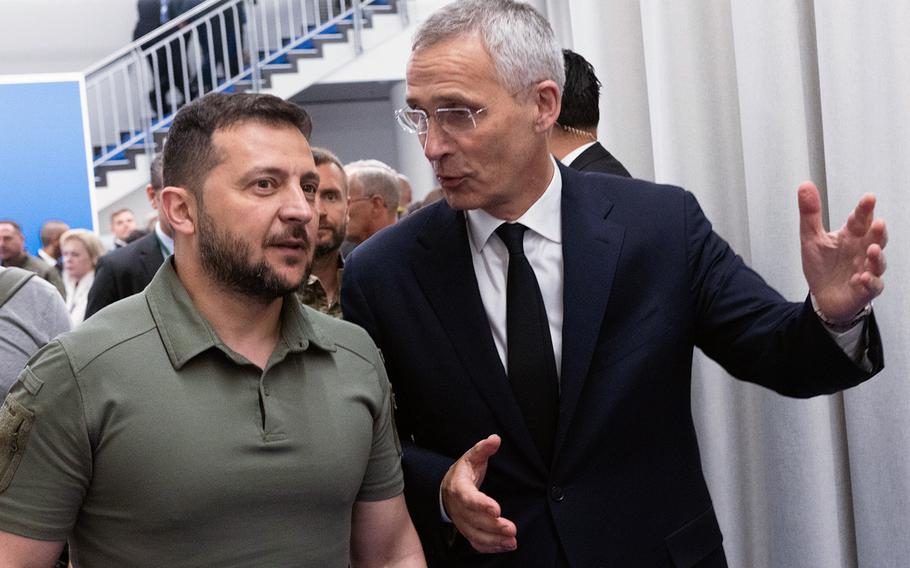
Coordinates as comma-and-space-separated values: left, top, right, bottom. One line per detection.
160, 186, 197, 237
145, 184, 159, 211
370, 194, 387, 216
531, 79, 561, 134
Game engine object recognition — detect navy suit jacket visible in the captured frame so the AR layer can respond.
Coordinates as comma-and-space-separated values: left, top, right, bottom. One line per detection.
342, 165, 882, 567
85, 232, 165, 319
568, 141, 631, 177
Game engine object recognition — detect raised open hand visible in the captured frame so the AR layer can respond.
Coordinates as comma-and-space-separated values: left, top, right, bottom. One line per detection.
798, 182, 887, 322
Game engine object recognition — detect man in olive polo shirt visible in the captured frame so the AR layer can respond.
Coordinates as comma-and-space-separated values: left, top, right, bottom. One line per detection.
0, 93, 425, 567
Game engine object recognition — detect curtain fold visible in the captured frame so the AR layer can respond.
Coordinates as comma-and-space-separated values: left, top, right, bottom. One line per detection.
545, 1, 910, 566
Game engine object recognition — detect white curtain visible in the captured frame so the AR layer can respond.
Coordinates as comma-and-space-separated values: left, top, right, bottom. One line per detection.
544, 1, 910, 566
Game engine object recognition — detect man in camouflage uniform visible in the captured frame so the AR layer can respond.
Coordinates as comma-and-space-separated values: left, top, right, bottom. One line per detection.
298, 147, 347, 317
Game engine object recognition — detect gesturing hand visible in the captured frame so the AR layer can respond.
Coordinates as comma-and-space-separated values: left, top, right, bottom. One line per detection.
798, 182, 888, 322
440, 434, 518, 553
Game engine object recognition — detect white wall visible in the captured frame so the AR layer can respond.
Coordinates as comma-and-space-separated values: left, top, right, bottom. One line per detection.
0, 0, 135, 74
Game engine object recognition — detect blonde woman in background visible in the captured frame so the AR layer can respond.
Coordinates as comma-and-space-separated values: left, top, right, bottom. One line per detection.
60, 229, 106, 326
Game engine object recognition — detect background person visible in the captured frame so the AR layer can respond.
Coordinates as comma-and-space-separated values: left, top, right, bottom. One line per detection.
37, 220, 70, 273
59, 229, 106, 326
343, 159, 400, 254
0, 266, 70, 398
0, 220, 64, 296
86, 154, 174, 319
298, 147, 348, 317
549, 49, 630, 176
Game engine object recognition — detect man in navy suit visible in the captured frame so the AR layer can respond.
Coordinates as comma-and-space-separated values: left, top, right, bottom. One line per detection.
342, 1, 887, 566
85, 155, 173, 319
550, 49, 631, 177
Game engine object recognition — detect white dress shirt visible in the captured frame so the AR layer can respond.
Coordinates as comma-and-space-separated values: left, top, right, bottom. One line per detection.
465, 158, 564, 380
63, 269, 95, 326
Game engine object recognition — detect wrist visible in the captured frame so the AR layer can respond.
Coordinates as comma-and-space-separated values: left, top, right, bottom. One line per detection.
811, 294, 872, 333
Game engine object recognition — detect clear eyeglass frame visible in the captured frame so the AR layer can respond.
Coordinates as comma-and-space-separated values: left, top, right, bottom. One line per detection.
394, 106, 489, 136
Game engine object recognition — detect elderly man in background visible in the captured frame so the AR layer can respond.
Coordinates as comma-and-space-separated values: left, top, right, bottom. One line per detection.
343, 159, 400, 253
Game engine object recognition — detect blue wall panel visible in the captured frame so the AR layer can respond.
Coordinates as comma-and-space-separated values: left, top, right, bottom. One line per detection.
0, 76, 95, 256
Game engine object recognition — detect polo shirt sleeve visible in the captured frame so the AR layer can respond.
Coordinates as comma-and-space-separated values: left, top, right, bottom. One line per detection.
356, 347, 404, 502
0, 340, 91, 541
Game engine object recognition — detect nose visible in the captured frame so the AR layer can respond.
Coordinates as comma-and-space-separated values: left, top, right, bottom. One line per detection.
279, 185, 315, 226
420, 118, 450, 162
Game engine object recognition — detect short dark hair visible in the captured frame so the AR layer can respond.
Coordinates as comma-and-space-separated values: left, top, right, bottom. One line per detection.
311, 147, 344, 172
558, 49, 601, 130
163, 93, 313, 196
39, 220, 69, 246
150, 153, 164, 191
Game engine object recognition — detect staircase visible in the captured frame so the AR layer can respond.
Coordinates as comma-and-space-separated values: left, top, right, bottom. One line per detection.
86, 0, 409, 211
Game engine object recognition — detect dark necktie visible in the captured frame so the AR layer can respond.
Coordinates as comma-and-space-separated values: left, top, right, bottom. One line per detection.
495, 223, 559, 463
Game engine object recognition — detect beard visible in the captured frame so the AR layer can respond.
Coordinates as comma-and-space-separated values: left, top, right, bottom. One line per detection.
314, 222, 346, 259
197, 206, 311, 303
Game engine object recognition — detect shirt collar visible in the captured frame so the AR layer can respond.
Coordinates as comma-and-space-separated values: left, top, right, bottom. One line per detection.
155, 221, 174, 255
466, 156, 563, 253
146, 258, 335, 371
560, 141, 598, 167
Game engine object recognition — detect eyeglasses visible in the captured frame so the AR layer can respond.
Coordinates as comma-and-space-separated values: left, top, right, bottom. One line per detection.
394, 106, 489, 136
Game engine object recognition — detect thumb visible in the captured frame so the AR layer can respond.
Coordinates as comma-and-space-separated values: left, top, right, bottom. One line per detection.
463, 435, 502, 479
797, 181, 824, 239
467, 434, 501, 462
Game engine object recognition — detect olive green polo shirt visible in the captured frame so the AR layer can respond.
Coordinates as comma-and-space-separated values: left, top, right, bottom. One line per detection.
0, 259, 403, 567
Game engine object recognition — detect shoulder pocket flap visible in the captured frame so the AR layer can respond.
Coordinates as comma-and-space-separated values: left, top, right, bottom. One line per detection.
21, 367, 44, 396
665, 506, 724, 567
0, 397, 35, 493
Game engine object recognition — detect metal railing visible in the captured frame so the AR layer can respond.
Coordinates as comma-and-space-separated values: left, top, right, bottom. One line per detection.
84, 0, 404, 171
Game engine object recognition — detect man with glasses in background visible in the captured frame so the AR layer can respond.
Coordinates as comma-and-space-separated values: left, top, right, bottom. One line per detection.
342, 1, 886, 566
342, 159, 400, 255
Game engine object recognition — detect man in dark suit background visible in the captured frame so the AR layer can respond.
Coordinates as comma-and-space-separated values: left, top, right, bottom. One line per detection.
341, 1, 888, 566
86, 154, 173, 318
134, 0, 192, 117
549, 49, 631, 177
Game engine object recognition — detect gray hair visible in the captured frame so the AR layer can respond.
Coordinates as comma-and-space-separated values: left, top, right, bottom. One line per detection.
345, 160, 400, 215
412, 0, 564, 94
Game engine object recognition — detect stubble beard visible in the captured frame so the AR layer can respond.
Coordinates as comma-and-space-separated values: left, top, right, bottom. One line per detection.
314, 222, 346, 260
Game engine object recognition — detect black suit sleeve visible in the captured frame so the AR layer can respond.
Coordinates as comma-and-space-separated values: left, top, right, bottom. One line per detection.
685, 191, 883, 395
84, 256, 119, 320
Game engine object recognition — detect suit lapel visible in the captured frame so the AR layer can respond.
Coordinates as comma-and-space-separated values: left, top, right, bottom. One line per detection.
555, 165, 625, 458
138, 233, 165, 284
413, 204, 547, 471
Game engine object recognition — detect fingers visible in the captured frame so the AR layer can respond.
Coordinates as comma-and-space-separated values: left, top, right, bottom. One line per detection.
797, 182, 824, 240
865, 243, 886, 277
442, 434, 517, 554
870, 218, 888, 249
845, 193, 877, 237
457, 513, 518, 554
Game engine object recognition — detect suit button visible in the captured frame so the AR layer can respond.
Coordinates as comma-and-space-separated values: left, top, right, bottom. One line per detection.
550, 485, 565, 502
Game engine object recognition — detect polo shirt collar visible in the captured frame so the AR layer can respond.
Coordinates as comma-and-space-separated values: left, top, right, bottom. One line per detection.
146, 258, 335, 370
466, 156, 563, 253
